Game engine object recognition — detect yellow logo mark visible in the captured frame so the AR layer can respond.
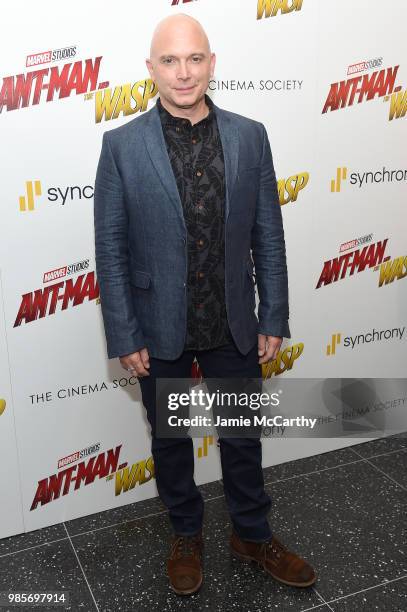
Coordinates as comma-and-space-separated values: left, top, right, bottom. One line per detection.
197, 435, 213, 458
95, 79, 157, 123
0, 398, 6, 415
19, 181, 42, 211
262, 343, 304, 378
387, 88, 407, 121
330, 167, 347, 192
257, 0, 303, 19
114, 456, 155, 495
278, 172, 309, 205
378, 255, 407, 286
326, 333, 341, 356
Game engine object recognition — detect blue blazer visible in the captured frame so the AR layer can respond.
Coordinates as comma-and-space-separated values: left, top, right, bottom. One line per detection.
94, 100, 291, 360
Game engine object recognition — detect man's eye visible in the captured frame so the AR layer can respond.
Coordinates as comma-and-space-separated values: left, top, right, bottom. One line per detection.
163, 58, 173, 64
192, 57, 201, 62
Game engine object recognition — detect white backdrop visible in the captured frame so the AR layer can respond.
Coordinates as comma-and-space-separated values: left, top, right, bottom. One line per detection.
1, 0, 406, 539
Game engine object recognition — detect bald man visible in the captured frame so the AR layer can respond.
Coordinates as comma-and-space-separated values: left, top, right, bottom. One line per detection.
94, 13, 316, 596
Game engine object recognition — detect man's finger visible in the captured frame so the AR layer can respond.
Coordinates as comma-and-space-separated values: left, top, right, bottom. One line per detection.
258, 336, 282, 363
130, 353, 149, 376
258, 334, 267, 356
131, 362, 150, 377
268, 340, 280, 360
140, 347, 150, 369
258, 346, 274, 364
121, 351, 150, 377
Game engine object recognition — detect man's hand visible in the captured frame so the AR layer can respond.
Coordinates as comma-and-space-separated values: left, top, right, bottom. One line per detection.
258, 334, 282, 364
119, 348, 150, 377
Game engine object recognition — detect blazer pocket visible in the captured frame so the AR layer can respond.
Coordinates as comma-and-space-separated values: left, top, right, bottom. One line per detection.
239, 165, 261, 172
237, 165, 260, 179
129, 269, 151, 289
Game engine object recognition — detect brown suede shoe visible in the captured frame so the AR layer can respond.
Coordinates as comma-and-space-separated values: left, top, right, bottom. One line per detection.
230, 531, 317, 587
167, 531, 203, 595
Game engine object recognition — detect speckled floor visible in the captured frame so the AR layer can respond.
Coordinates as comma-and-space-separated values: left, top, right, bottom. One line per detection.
1, 434, 406, 611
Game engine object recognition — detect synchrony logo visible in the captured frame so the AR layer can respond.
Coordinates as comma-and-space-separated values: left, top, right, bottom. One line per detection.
19, 180, 42, 211
18, 181, 94, 211
326, 326, 405, 356
197, 436, 214, 458
330, 166, 407, 192
326, 333, 341, 356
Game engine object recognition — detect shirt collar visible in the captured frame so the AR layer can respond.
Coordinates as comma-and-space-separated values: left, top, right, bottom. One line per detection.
156, 93, 215, 130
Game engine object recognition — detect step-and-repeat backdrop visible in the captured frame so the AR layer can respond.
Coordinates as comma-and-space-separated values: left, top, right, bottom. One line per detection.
1, 0, 406, 538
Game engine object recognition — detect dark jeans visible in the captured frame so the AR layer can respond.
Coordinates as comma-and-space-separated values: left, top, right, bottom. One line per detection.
137, 340, 272, 543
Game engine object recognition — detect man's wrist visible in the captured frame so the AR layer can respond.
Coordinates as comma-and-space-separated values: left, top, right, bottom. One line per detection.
258, 320, 290, 339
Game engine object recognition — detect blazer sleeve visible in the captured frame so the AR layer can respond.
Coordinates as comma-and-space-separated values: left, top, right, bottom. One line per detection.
94, 131, 147, 359
251, 124, 291, 339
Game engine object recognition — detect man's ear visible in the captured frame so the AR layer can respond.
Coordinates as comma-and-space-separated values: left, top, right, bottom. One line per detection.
146, 58, 154, 79
210, 52, 216, 78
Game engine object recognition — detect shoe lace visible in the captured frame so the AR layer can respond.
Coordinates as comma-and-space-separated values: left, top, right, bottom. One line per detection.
171, 534, 202, 559
261, 537, 287, 562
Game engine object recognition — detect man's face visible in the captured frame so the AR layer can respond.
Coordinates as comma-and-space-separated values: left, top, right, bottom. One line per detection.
146, 22, 215, 110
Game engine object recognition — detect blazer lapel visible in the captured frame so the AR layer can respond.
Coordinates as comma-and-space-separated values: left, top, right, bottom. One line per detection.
143, 105, 186, 226
213, 103, 239, 222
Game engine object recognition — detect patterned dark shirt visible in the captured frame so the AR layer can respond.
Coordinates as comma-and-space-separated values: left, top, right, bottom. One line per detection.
156, 94, 233, 350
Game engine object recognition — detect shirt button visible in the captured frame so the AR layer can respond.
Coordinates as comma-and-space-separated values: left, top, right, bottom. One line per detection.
197, 239, 204, 247
197, 203, 204, 211
198, 271, 204, 278
192, 138, 197, 144
196, 170, 202, 177
175, 127, 180, 132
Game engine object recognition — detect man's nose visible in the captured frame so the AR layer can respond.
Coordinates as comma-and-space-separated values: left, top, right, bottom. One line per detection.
177, 61, 190, 80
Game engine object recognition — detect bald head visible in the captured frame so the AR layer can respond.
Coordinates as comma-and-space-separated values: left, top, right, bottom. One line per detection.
149, 13, 211, 59
146, 13, 215, 117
